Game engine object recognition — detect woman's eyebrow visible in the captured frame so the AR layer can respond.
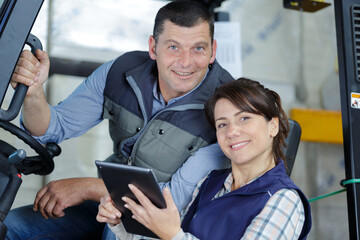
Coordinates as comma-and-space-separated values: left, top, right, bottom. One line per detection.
215, 116, 226, 122
215, 110, 244, 122
234, 110, 244, 117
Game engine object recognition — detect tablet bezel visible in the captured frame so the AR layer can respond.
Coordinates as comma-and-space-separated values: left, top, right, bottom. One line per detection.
95, 160, 166, 238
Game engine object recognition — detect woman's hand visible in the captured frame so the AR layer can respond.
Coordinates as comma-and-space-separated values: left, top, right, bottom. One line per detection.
96, 194, 122, 226
123, 184, 181, 240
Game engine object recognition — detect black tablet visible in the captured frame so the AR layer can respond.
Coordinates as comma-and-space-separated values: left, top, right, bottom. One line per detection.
95, 160, 166, 238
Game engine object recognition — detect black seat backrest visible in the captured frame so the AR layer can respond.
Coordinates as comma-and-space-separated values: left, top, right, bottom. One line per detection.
284, 119, 302, 176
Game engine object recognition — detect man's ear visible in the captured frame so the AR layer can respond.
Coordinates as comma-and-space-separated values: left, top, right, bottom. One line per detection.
209, 39, 217, 64
148, 35, 156, 60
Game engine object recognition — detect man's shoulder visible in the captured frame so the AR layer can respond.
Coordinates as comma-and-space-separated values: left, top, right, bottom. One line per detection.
208, 60, 234, 84
108, 51, 153, 75
115, 51, 150, 65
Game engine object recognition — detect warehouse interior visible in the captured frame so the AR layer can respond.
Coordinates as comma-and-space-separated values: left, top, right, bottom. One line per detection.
0, 0, 355, 239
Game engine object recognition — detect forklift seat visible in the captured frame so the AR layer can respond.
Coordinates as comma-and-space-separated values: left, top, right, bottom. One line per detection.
284, 119, 302, 176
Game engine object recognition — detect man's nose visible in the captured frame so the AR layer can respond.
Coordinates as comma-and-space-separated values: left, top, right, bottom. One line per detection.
178, 51, 192, 68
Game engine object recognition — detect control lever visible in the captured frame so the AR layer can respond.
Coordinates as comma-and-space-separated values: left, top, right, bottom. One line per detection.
7, 149, 26, 165
0, 34, 43, 121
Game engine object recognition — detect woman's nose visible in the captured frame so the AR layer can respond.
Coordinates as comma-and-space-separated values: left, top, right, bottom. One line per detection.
226, 124, 240, 139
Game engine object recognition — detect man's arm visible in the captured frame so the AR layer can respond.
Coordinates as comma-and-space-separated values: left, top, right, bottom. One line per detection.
11, 49, 51, 135
159, 143, 230, 211
21, 57, 114, 144
12, 49, 113, 143
12, 51, 114, 218
28, 58, 114, 216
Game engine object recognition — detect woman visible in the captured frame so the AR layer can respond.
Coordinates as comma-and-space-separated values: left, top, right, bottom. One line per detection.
97, 78, 312, 240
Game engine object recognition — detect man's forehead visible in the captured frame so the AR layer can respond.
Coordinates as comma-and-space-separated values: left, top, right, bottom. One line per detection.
159, 21, 212, 42
162, 20, 210, 34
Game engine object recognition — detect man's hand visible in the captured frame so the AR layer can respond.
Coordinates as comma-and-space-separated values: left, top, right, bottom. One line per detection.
96, 194, 122, 226
123, 184, 181, 240
10, 49, 49, 97
9, 49, 52, 135
33, 177, 106, 219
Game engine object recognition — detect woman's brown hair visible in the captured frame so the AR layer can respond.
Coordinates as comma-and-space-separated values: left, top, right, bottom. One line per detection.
205, 78, 289, 164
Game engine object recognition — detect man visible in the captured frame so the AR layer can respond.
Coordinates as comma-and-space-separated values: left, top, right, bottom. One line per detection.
5, 0, 233, 239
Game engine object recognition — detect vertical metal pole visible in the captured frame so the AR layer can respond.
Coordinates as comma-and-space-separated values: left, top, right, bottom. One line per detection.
334, 0, 360, 239
43, 0, 53, 189
46, 0, 53, 54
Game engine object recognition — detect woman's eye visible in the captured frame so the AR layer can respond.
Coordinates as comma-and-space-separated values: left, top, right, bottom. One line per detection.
217, 123, 226, 129
240, 116, 250, 121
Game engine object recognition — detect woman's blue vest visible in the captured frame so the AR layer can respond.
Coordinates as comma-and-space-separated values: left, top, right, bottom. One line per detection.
102, 51, 234, 182
181, 161, 312, 240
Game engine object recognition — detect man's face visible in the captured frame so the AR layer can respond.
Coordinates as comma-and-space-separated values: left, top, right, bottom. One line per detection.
149, 20, 217, 103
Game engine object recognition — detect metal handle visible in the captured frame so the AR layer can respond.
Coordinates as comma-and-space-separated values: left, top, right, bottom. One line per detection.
0, 34, 43, 121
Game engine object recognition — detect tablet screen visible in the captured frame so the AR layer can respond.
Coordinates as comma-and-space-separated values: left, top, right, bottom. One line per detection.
95, 160, 166, 238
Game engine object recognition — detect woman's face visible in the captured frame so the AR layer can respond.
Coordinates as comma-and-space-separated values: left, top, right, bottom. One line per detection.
214, 98, 279, 168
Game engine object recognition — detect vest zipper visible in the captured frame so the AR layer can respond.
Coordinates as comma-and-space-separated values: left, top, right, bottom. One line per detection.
126, 74, 204, 166
129, 104, 204, 165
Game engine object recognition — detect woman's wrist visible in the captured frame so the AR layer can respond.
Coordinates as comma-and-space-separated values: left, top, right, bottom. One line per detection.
169, 228, 185, 240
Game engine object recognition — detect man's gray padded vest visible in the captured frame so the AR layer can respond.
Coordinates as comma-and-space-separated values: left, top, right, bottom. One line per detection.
102, 51, 234, 182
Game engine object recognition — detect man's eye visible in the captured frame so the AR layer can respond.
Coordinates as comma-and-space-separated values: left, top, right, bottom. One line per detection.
195, 46, 204, 51
170, 46, 178, 50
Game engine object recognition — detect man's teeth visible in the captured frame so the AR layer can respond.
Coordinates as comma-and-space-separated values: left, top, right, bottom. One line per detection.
176, 71, 192, 76
232, 142, 248, 148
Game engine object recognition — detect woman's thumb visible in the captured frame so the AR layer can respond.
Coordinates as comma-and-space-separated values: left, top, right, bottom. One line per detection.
163, 187, 176, 209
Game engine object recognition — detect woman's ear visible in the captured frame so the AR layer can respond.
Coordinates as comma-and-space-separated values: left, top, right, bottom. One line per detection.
270, 117, 279, 137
